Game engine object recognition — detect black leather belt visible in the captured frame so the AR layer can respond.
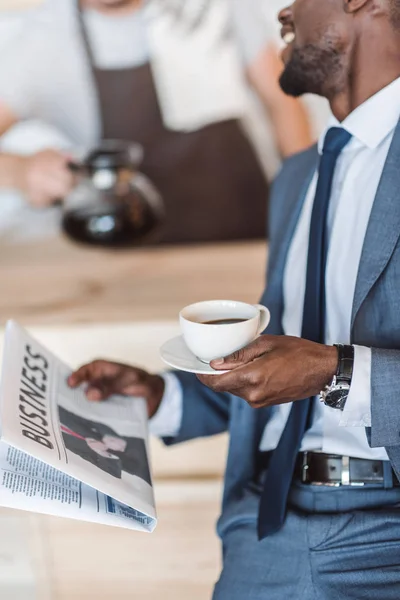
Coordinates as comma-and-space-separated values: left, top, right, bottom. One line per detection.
256, 451, 400, 487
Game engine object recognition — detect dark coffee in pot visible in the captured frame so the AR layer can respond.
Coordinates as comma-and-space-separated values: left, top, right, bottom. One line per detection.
62, 188, 161, 248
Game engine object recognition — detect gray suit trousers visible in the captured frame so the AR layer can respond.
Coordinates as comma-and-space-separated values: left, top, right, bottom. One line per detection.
213, 483, 400, 600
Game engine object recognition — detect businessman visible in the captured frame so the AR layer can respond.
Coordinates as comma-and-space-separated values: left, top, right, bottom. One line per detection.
68, 0, 400, 597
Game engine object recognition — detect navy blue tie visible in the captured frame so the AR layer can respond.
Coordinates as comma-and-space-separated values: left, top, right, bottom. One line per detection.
257, 127, 352, 540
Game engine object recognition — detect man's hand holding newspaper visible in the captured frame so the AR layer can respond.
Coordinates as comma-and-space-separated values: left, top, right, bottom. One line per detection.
0, 321, 159, 533
68, 360, 165, 419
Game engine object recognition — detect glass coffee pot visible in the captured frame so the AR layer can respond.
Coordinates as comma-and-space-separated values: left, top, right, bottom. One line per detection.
62, 140, 164, 247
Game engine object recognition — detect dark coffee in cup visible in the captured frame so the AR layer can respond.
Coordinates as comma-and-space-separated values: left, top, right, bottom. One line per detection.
202, 318, 248, 325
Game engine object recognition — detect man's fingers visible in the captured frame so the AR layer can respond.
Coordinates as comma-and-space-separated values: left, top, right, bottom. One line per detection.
68, 361, 147, 402
210, 336, 273, 370
197, 373, 227, 391
197, 367, 249, 393
68, 360, 116, 388
68, 364, 92, 387
120, 384, 149, 398
85, 386, 104, 401
85, 383, 150, 402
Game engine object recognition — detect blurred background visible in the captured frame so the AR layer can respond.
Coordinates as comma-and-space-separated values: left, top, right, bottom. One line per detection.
0, 0, 330, 598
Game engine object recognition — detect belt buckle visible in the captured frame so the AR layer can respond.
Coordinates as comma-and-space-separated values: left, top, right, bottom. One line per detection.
342, 456, 364, 487
341, 456, 365, 487
341, 455, 350, 486
301, 451, 340, 486
302, 453, 345, 487
301, 452, 366, 487
315, 455, 364, 487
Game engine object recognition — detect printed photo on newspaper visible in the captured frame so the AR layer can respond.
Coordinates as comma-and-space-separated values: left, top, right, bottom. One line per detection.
0, 320, 157, 532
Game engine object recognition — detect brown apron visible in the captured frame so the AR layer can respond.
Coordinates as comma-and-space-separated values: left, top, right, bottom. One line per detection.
77, 6, 269, 244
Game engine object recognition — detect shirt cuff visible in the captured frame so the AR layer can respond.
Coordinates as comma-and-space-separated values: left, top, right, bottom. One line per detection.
148, 372, 183, 438
339, 345, 372, 427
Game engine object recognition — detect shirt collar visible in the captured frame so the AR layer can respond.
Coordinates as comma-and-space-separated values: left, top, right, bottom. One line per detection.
318, 77, 400, 153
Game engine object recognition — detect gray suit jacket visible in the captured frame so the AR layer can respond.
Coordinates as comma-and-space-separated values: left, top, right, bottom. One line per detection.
166, 118, 400, 533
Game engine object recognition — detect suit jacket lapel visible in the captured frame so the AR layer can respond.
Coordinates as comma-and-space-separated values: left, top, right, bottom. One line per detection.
352, 118, 400, 329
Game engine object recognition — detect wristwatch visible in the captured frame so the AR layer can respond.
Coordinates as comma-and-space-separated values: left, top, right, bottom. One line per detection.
320, 344, 354, 410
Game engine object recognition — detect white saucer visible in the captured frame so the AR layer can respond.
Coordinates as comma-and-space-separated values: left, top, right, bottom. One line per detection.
160, 336, 229, 375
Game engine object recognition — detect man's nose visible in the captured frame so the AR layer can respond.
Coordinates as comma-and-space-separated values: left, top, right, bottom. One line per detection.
278, 5, 294, 26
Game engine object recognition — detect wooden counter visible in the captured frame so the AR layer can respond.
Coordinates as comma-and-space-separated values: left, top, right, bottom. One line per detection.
0, 236, 267, 326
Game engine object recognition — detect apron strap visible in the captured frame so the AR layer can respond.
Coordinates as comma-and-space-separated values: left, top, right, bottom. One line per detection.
75, 0, 97, 68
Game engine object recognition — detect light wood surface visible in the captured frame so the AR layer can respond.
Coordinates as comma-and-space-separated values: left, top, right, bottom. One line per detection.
0, 236, 267, 599
0, 236, 266, 325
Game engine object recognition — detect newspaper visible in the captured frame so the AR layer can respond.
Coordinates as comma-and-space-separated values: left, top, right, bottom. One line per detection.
0, 321, 157, 532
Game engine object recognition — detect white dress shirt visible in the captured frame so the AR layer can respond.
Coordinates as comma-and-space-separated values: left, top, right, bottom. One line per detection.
151, 78, 400, 461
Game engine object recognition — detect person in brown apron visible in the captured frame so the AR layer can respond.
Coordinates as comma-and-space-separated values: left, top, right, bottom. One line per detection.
76, 1, 269, 245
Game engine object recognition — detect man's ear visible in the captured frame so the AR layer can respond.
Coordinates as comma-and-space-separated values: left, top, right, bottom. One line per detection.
344, 0, 386, 17
343, 0, 369, 14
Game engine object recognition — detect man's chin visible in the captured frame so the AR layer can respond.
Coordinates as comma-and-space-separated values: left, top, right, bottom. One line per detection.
279, 66, 308, 98
279, 42, 344, 99
279, 51, 324, 98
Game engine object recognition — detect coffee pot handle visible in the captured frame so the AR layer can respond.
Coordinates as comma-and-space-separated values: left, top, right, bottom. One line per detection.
253, 304, 270, 335
67, 161, 84, 174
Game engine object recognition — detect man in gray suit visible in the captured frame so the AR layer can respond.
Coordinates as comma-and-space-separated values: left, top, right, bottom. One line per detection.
68, 0, 400, 597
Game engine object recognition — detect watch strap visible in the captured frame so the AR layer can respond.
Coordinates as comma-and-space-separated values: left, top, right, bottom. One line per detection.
334, 344, 354, 384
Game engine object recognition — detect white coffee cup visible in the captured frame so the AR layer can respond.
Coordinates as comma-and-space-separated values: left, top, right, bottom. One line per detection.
180, 300, 270, 363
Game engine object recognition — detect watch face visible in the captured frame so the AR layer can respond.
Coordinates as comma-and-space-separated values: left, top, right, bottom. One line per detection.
325, 385, 350, 409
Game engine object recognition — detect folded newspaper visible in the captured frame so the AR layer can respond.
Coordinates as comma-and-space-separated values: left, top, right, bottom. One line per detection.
0, 321, 157, 532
